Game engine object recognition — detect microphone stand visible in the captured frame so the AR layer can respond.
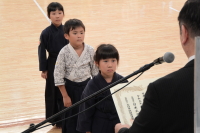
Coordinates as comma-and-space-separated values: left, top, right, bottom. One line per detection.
22, 61, 158, 133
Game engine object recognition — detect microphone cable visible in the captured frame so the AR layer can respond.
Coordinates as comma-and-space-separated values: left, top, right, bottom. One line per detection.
34, 72, 144, 131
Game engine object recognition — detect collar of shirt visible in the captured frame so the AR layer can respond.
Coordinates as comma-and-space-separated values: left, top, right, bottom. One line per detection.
188, 55, 195, 62
51, 23, 63, 31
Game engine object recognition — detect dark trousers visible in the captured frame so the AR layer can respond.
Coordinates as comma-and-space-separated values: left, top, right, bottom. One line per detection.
62, 78, 90, 133
45, 53, 63, 126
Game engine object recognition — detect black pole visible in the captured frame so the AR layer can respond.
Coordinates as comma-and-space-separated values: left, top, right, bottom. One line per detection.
21, 62, 154, 133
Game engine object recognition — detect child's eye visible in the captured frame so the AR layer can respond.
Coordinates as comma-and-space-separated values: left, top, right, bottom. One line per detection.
73, 33, 77, 35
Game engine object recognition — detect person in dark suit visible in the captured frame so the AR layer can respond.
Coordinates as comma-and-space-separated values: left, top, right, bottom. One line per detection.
115, 0, 200, 133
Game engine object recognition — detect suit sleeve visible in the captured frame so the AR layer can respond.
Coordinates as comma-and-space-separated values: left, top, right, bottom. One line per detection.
119, 83, 161, 133
38, 33, 47, 71
77, 82, 96, 132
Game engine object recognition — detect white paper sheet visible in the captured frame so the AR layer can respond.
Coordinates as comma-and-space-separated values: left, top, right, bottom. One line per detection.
110, 78, 158, 125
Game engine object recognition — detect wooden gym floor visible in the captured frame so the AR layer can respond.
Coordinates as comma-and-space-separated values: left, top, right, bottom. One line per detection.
0, 0, 186, 132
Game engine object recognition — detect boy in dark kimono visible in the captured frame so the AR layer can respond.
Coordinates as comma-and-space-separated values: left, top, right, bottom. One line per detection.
38, 2, 69, 128
77, 44, 128, 133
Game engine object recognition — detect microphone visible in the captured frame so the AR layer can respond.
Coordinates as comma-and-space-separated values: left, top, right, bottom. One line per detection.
153, 52, 175, 65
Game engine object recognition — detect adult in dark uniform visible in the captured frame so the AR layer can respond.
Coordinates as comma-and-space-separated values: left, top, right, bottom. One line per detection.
115, 1, 200, 133
77, 44, 128, 133
38, 2, 69, 127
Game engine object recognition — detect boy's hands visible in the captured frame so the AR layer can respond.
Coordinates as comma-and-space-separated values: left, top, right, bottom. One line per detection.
63, 96, 72, 107
114, 119, 133, 133
115, 123, 130, 133
41, 71, 48, 79
58, 85, 71, 107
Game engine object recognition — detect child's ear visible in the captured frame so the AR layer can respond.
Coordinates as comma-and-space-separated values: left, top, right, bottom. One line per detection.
64, 33, 69, 40
95, 61, 99, 67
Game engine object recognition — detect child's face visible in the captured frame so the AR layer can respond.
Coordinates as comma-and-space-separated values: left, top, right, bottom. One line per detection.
64, 27, 85, 47
96, 58, 118, 78
49, 9, 64, 27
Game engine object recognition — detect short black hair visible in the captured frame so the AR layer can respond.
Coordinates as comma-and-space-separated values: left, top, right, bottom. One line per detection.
178, 0, 200, 38
94, 44, 119, 64
47, 2, 64, 18
63, 19, 85, 35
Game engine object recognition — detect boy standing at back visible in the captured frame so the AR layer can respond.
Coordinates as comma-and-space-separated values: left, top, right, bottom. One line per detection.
38, 2, 68, 128
54, 19, 99, 133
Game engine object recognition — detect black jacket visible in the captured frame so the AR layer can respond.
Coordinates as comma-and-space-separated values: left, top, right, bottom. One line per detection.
119, 60, 194, 133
